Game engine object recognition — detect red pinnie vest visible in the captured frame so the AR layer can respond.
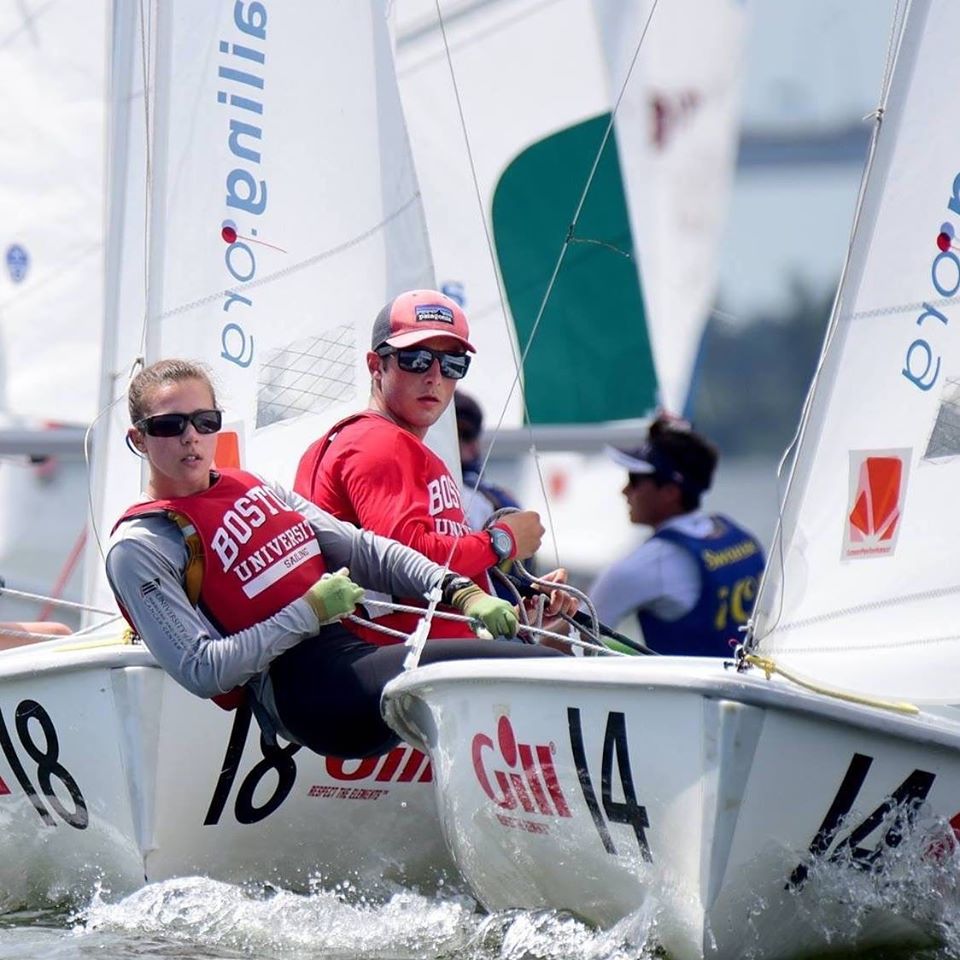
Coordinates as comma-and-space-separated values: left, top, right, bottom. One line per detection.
295, 411, 477, 643
114, 469, 328, 703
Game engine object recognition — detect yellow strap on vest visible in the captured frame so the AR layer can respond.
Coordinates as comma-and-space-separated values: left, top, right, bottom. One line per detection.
169, 511, 204, 605
168, 512, 244, 711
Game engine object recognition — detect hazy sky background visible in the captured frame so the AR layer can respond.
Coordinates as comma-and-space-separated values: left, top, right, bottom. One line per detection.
719, 0, 898, 317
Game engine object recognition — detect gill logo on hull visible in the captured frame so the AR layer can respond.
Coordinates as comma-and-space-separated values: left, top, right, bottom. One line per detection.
471, 715, 570, 817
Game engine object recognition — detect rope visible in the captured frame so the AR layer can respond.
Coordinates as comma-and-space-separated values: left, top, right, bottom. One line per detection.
53, 621, 134, 653
741, 653, 918, 716
357, 599, 623, 656
428, 0, 661, 574
0, 586, 116, 617
38, 528, 87, 621
746, 5, 904, 651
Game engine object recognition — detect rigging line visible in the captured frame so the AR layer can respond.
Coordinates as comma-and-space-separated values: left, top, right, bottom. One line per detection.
758, 631, 960, 657
137, 0, 153, 363
431, 0, 660, 580
746, 35, 893, 652
37, 527, 87, 621
84, 390, 131, 567
386, 0, 542, 647
398, 0, 564, 75
397, 0, 562, 54
480, 0, 661, 562
760, 579, 960, 638
878, 0, 910, 103
360, 598, 620, 656
428, 0, 551, 569
0, 585, 116, 617
81, 1, 155, 592
0, 0, 54, 51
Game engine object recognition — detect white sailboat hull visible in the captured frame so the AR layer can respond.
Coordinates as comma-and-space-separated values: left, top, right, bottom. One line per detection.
0, 637, 455, 910
383, 657, 960, 959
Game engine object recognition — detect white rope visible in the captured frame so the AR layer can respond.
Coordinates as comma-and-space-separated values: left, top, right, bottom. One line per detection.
0, 586, 117, 617
358, 598, 624, 656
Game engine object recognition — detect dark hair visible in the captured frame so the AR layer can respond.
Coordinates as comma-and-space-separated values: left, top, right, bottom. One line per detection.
648, 415, 717, 511
128, 359, 218, 425
454, 390, 483, 443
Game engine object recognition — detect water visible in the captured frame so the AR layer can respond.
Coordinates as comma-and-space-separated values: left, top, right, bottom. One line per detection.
0, 870, 955, 960
0, 878, 661, 960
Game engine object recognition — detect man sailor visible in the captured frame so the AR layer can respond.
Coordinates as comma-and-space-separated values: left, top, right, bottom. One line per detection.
589, 415, 764, 656
294, 289, 576, 644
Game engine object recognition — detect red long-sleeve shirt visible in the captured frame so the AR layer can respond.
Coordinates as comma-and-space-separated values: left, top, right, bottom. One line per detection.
295, 412, 498, 641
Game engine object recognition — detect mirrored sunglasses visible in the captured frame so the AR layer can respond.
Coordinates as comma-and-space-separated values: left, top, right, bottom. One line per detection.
137, 409, 223, 437
379, 346, 471, 380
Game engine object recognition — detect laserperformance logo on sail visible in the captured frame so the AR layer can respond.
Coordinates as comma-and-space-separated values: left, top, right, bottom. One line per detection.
843, 450, 910, 560
216, 2, 269, 372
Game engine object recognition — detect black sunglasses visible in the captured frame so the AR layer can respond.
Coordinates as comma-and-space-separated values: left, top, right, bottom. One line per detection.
136, 409, 223, 438
378, 346, 471, 380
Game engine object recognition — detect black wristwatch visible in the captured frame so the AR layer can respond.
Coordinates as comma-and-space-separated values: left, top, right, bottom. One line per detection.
441, 574, 475, 605
487, 525, 514, 562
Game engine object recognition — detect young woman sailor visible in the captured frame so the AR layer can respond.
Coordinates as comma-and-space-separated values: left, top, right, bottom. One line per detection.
106, 359, 558, 758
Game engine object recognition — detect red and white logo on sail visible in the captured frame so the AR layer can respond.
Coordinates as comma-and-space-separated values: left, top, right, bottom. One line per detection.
843, 450, 910, 559
471, 715, 571, 820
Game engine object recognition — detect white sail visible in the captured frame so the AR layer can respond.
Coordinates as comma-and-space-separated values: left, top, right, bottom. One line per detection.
752, 0, 960, 701
0, 2, 459, 905
380, 8, 960, 958
593, 0, 748, 413
148, 1, 432, 470
83, 0, 152, 616
0, 3, 109, 621
86, 0, 439, 611
0, 2, 107, 423
392, 0, 748, 579
392, 0, 654, 578
392, 0, 622, 430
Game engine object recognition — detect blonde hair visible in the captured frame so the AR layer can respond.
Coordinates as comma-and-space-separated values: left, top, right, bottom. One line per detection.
128, 359, 218, 424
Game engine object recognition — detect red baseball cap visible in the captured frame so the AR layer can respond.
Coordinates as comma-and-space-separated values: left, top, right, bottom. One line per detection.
371, 289, 476, 352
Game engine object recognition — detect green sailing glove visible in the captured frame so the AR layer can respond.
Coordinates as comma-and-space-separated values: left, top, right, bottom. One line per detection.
303, 568, 365, 624
449, 581, 519, 638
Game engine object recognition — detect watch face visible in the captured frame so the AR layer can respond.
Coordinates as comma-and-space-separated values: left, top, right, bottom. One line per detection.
490, 527, 512, 560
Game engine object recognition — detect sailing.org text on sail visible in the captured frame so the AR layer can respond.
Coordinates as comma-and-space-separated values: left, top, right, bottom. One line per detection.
218, 1, 268, 370
902, 171, 960, 392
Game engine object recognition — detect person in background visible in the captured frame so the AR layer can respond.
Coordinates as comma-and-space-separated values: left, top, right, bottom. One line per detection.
454, 389, 521, 532
295, 289, 576, 645
107, 359, 559, 760
589, 414, 764, 656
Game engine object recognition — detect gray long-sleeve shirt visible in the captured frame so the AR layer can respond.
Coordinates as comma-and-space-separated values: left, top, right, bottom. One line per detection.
105, 476, 447, 711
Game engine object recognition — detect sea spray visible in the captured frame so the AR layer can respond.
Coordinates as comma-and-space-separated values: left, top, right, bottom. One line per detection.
67, 875, 667, 960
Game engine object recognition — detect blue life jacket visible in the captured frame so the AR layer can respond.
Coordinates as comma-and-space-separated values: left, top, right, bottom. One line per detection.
461, 459, 521, 514
461, 458, 527, 599
637, 515, 764, 657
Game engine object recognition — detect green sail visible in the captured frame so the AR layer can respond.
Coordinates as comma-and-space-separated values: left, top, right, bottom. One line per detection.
492, 113, 657, 425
